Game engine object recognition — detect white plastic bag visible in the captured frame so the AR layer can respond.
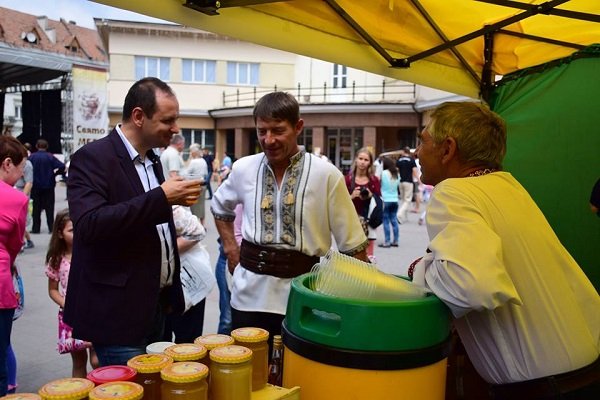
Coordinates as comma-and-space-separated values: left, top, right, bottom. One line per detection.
179, 244, 216, 312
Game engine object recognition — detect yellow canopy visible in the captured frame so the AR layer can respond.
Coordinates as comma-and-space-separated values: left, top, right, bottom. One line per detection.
92, 0, 600, 99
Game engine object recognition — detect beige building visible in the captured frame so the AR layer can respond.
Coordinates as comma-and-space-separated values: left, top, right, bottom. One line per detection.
95, 19, 469, 171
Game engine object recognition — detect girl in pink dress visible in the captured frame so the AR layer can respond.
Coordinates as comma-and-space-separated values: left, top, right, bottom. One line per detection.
45, 209, 99, 377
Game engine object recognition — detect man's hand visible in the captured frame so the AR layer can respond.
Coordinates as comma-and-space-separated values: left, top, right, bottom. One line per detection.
225, 245, 241, 274
161, 177, 201, 206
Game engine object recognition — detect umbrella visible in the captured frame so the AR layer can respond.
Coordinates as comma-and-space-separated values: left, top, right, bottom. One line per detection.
92, 0, 600, 99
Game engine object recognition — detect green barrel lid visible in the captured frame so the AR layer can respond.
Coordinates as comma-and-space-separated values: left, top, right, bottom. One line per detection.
285, 273, 450, 351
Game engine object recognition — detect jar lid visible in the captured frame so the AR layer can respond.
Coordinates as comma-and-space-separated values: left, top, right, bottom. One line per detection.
194, 334, 234, 350
164, 343, 207, 361
127, 353, 173, 373
209, 345, 253, 364
231, 327, 269, 343
161, 362, 209, 383
3, 394, 42, 400
146, 341, 176, 355
87, 365, 137, 385
89, 382, 143, 400
38, 378, 95, 400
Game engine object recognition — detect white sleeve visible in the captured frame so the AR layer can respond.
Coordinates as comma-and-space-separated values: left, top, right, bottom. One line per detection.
422, 185, 522, 318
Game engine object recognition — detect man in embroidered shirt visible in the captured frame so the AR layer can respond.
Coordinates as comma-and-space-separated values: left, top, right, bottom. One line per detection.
412, 101, 600, 398
211, 92, 368, 350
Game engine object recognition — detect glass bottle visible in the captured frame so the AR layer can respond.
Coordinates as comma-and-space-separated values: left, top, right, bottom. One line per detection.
268, 335, 283, 387
161, 362, 209, 400
89, 381, 144, 400
208, 345, 253, 400
38, 378, 95, 400
127, 353, 173, 400
164, 343, 208, 364
231, 327, 269, 391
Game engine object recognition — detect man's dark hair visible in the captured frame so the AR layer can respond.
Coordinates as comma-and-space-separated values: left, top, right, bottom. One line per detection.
36, 138, 49, 150
122, 77, 175, 121
253, 92, 300, 126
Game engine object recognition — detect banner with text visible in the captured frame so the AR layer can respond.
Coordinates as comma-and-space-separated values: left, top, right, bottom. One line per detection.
72, 66, 109, 151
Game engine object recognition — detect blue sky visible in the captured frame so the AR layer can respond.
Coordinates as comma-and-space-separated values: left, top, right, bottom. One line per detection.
0, 0, 165, 28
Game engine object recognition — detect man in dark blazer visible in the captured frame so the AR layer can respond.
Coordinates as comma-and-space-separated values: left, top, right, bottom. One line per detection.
64, 77, 202, 366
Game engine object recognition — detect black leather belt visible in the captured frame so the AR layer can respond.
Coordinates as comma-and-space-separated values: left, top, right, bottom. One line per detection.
489, 356, 600, 399
239, 239, 319, 279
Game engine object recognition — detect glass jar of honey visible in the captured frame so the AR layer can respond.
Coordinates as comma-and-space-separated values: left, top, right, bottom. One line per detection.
194, 334, 234, 370
89, 382, 144, 400
38, 378, 94, 400
231, 327, 269, 391
3, 394, 41, 400
208, 345, 252, 400
161, 362, 209, 400
164, 343, 207, 364
127, 353, 173, 400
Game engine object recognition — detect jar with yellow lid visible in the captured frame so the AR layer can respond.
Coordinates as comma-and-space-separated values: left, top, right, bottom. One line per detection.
231, 327, 269, 391
208, 345, 252, 400
127, 353, 173, 400
38, 378, 95, 400
164, 343, 207, 364
161, 362, 208, 400
3, 393, 42, 400
194, 334, 234, 370
89, 382, 144, 400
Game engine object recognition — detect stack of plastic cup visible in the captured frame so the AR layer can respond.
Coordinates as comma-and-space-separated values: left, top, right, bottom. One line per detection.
310, 249, 428, 301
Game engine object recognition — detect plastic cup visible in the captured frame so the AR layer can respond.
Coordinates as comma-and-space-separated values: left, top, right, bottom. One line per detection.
312, 250, 428, 301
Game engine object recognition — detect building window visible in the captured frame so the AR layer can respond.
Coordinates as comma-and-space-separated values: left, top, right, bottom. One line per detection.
227, 62, 259, 85
180, 128, 215, 160
135, 56, 170, 81
299, 127, 313, 153
333, 64, 347, 88
14, 104, 22, 120
182, 59, 216, 83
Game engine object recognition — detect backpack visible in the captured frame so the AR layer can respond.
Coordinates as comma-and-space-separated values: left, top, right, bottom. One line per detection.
367, 193, 384, 229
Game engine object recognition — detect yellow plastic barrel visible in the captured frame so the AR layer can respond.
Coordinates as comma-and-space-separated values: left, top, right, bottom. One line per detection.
283, 273, 451, 400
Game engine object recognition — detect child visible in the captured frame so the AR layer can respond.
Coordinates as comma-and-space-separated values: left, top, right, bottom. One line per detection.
45, 209, 99, 377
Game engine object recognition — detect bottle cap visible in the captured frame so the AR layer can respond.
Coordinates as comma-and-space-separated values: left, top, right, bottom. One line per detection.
127, 353, 173, 373
164, 343, 207, 361
38, 378, 95, 400
161, 362, 209, 383
209, 345, 253, 364
231, 327, 269, 343
87, 365, 137, 385
89, 382, 143, 400
194, 334, 234, 350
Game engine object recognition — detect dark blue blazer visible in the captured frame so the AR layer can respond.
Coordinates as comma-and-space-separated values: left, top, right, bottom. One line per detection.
64, 129, 184, 345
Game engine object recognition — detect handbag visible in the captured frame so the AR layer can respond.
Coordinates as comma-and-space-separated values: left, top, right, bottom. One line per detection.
57, 310, 90, 354
179, 243, 217, 313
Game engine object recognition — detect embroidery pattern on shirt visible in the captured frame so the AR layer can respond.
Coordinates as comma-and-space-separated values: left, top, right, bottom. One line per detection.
260, 151, 305, 245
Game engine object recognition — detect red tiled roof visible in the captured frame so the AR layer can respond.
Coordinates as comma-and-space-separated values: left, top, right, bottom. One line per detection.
0, 6, 107, 63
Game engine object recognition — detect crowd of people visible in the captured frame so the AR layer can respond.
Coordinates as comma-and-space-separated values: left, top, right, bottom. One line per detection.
1, 78, 599, 399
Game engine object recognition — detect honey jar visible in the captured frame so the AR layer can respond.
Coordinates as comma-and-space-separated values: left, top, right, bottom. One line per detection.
231, 327, 269, 390
208, 345, 252, 400
89, 382, 143, 400
127, 353, 173, 400
163, 343, 207, 364
38, 378, 94, 400
161, 362, 209, 400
